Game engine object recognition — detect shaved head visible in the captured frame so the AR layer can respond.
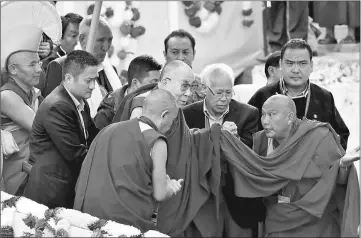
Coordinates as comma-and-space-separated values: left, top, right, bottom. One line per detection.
264, 94, 297, 116
142, 89, 178, 134
158, 60, 195, 108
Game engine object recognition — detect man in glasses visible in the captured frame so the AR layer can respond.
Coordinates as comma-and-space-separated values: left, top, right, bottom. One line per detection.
183, 63, 263, 237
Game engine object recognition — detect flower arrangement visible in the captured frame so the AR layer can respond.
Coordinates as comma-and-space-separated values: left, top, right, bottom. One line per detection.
183, 1, 223, 33
0, 191, 168, 238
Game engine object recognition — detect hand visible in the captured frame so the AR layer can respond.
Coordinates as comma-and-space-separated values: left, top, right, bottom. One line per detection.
222, 121, 238, 136
38, 42, 51, 58
340, 146, 360, 167
166, 175, 183, 195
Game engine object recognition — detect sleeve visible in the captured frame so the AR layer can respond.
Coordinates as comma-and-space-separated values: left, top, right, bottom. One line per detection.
43, 103, 88, 167
239, 107, 259, 148
329, 93, 350, 150
130, 97, 145, 112
94, 92, 116, 130
43, 60, 63, 97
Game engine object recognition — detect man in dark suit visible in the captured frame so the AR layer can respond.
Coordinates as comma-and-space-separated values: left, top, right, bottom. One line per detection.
43, 16, 120, 105
23, 50, 99, 209
248, 39, 349, 150
182, 63, 264, 238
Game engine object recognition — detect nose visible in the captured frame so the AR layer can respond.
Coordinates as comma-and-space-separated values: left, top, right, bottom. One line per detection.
176, 53, 185, 61
291, 63, 301, 73
89, 79, 95, 90
261, 114, 269, 126
101, 41, 111, 52
184, 87, 192, 97
35, 64, 43, 73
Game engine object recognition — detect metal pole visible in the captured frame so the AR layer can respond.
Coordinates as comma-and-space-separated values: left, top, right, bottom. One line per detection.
86, 1, 103, 54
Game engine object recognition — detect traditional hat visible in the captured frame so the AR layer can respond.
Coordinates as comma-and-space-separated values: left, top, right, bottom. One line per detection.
1, 1, 62, 69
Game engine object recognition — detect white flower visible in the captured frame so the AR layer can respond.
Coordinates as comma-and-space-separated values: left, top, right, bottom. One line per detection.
55, 219, 71, 232
1, 207, 16, 227
197, 7, 210, 21
68, 226, 94, 237
15, 197, 48, 219
12, 212, 34, 237
123, 9, 133, 21
143, 230, 170, 237
57, 208, 98, 230
101, 220, 141, 237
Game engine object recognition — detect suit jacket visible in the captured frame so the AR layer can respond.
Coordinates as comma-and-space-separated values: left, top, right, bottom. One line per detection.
183, 100, 266, 229
23, 84, 99, 209
41, 45, 66, 77
43, 56, 117, 98
248, 81, 350, 150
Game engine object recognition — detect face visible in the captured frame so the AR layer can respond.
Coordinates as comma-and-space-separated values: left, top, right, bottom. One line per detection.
159, 68, 196, 108
261, 101, 293, 141
61, 23, 80, 53
80, 24, 113, 63
141, 70, 160, 85
65, 66, 98, 100
267, 66, 282, 85
164, 37, 195, 67
158, 107, 178, 134
281, 48, 313, 88
8, 52, 42, 87
205, 75, 233, 115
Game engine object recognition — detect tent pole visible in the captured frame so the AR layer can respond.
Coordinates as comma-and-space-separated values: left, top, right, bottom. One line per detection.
86, 1, 103, 54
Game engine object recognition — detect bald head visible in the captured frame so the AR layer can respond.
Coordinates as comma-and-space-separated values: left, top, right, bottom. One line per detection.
158, 60, 195, 108
78, 16, 113, 62
264, 95, 297, 115
142, 89, 178, 134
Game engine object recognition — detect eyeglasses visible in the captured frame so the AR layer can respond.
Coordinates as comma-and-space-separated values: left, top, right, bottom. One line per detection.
164, 78, 197, 92
12, 61, 43, 69
207, 86, 234, 99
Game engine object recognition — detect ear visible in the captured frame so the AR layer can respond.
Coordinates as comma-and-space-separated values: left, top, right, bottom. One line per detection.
78, 34, 86, 50
310, 60, 314, 71
64, 73, 74, 82
193, 49, 196, 57
7, 64, 16, 75
131, 78, 139, 87
160, 109, 169, 119
159, 77, 169, 86
163, 50, 167, 60
267, 66, 274, 77
279, 59, 282, 70
287, 112, 294, 125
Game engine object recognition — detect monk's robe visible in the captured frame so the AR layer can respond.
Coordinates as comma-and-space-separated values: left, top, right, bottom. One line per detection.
111, 86, 359, 237
219, 119, 360, 237
73, 118, 167, 232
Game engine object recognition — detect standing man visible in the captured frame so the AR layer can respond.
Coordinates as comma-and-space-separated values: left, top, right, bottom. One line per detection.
183, 63, 263, 237
94, 55, 162, 129
74, 89, 182, 232
264, 51, 282, 85
248, 39, 349, 150
23, 50, 99, 208
42, 13, 84, 74
44, 16, 121, 117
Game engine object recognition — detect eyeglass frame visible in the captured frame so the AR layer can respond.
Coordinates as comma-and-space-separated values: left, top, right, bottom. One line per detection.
163, 77, 198, 92
206, 85, 234, 99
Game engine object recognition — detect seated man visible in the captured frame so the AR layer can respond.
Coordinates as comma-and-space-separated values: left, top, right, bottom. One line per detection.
94, 55, 161, 129
219, 94, 360, 237
74, 89, 182, 232
23, 50, 99, 209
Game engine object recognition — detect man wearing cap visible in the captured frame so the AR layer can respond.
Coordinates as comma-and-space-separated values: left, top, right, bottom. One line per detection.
0, 1, 61, 195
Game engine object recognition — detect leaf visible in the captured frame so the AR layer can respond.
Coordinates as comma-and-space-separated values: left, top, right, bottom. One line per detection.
2, 196, 20, 209
23, 214, 37, 229
88, 219, 108, 231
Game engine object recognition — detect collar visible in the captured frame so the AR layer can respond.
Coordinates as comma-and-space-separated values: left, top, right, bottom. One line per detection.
64, 85, 85, 112
56, 46, 67, 58
203, 99, 229, 121
279, 78, 310, 98
98, 63, 104, 73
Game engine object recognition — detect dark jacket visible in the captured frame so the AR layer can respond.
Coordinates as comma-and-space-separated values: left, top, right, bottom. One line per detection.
43, 56, 118, 98
94, 84, 129, 130
41, 45, 66, 76
183, 100, 266, 230
248, 82, 350, 150
23, 84, 99, 208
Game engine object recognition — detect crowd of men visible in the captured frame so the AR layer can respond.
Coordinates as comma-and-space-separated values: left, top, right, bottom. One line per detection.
1, 2, 360, 238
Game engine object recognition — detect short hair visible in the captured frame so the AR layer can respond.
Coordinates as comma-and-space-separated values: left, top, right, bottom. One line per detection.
200, 63, 234, 86
127, 55, 162, 86
63, 50, 99, 79
79, 15, 109, 36
265, 51, 281, 78
61, 13, 83, 39
281, 39, 313, 61
164, 29, 196, 53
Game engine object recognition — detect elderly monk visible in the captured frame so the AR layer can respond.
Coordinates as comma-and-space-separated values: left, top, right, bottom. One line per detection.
74, 89, 182, 232
218, 94, 360, 237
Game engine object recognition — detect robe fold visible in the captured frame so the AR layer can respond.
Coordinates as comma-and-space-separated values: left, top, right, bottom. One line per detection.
103, 84, 359, 237
73, 119, 166, 232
